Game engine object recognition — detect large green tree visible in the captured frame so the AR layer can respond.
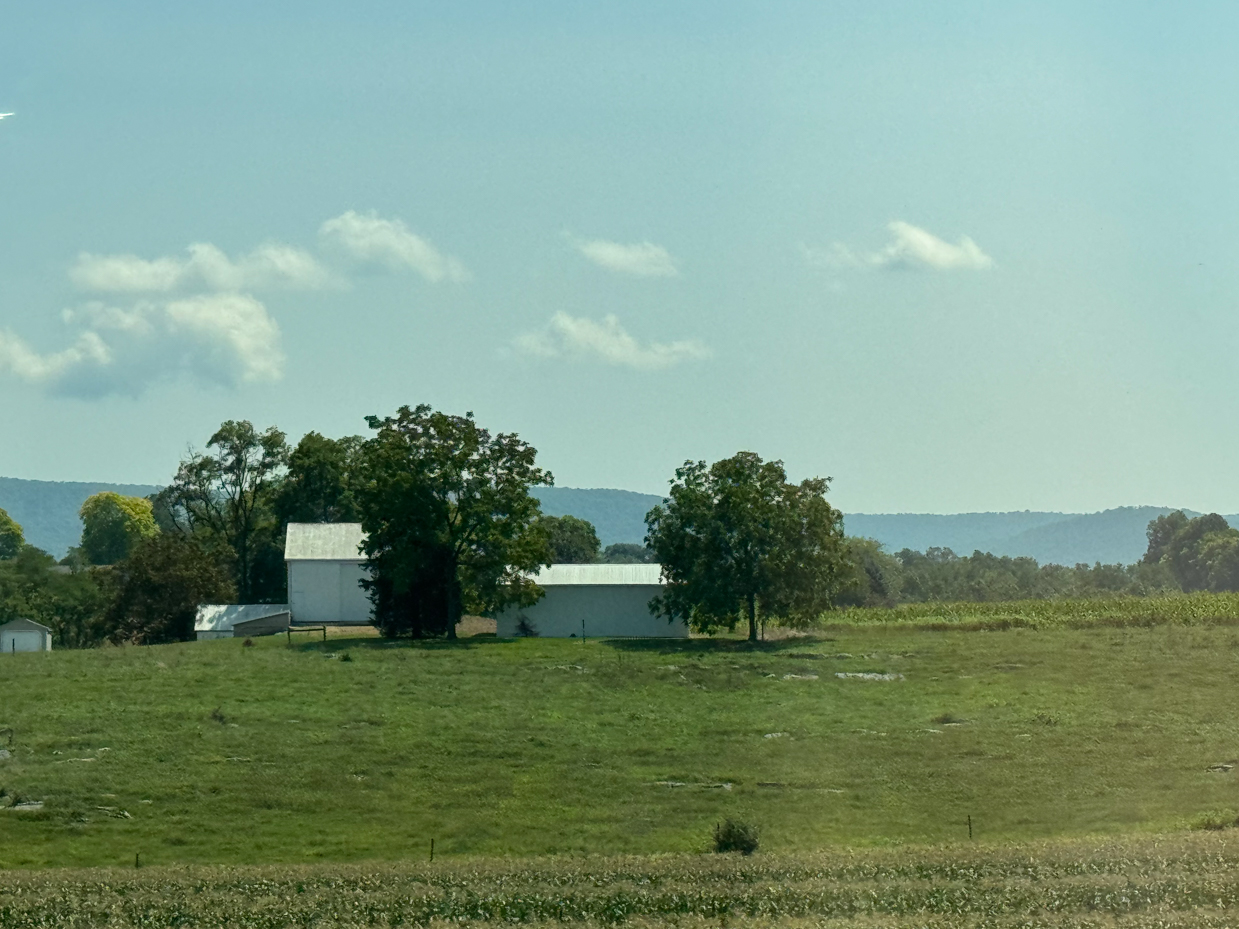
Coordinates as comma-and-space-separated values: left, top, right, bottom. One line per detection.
356, 404, 552, 639
162, 421, 288, 602
602, 542, 656, 564
78, 492, 160, 565
0, 507, 23, 560
836, 537, 904, 608
645, 452, 848, 642
275, 432, 362, 525
103, 534, 235, 644
1143, 510, 1239, 592
539, 514, 600, 563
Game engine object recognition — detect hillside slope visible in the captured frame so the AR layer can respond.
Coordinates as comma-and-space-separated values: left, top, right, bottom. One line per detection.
994, 506, 1180, 565
532, 486, 663, 547
0, 477, 161, 557
842, 511, 1069, 555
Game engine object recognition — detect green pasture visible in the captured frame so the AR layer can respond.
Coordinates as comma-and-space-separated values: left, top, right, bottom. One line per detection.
4, 601, 1239, 868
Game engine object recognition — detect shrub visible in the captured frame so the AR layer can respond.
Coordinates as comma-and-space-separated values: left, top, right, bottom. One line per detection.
712, 817, 759, 855
1192, 810, 1239, 831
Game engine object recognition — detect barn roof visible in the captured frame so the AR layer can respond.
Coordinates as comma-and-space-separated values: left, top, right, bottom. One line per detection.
285, 523, 367, 561
195, 604, 291, 633
0, 618, 52, 633
535, 564, 663, 586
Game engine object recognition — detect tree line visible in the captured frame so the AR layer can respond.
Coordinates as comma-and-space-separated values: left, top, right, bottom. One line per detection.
838, 509, 1239, 607
0, 405, 852, 645
2, 402, 1238, 646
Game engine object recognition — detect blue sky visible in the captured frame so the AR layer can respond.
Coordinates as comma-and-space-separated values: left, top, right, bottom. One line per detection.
2, 2, 1238, 514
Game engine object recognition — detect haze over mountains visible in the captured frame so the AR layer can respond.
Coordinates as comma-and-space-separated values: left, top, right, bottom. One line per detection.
0, 476, 1219, 566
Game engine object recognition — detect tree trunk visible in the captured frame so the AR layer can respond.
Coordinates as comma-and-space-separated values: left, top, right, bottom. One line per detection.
446, 573, 459, 640
747, 592, 757, 643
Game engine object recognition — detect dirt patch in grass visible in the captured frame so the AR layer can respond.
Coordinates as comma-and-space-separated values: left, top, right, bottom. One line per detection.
456, 615, 497, 637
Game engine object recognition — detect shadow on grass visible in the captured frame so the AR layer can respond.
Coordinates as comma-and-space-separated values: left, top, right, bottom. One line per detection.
600, 636, 822, 656
288, 633, 507, 654
285, 630, 828, 656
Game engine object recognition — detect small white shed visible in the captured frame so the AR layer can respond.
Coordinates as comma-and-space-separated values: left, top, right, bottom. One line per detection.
195, 604, 291, 640
496, 564, 688, 638
285, 523, 372, 625
0, 618, 53, 653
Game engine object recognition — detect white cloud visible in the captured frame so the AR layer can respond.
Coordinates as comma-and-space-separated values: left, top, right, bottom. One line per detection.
571, 237, 678, 277
71, 242, 331, 293
0, 294, 283, 397
319, 210, 468, 283
808, 221, 993, 272
514, 312, 709, 369
0, 330, 112, 384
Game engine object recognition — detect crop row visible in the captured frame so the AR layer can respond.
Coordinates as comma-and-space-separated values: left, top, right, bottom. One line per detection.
833, 591, 1239, 629
3, 834, 1239, 926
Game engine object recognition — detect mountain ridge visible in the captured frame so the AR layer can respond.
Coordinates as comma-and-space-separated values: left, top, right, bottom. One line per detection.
0, 476, 1228, 565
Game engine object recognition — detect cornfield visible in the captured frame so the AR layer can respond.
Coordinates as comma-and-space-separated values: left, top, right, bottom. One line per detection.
3, 832, 1239, 927
833, 591, 1239, 630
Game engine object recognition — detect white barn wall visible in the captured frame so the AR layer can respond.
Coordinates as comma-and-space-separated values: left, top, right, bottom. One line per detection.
287, 560, 371, 625
2, 631, 48, 652
497, 585, 688, 638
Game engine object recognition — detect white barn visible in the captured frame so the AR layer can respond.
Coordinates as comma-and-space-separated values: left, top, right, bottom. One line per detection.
195, 604, 291, 640
285, 523, 371, 625
0, 618, 53, 653
496, 564, 687, 638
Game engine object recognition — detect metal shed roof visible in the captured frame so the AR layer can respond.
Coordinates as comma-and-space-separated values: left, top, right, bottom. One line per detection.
0, 618, 52, 633
195, 603, 291, 633
535, 564, 663, 586
285, 523, 367, 561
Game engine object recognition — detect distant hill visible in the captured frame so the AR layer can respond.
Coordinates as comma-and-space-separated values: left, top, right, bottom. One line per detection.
2, 473, 1233, 566
843, 511, 1069, 556
532, 487, 664, 548
845, 506, 1227, 566
0, 477, 161, 558
995, 507, 1184, 566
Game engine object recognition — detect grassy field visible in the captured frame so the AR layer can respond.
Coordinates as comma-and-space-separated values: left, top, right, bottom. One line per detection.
4, 605, 1239, 868
4, 833, 1239, 926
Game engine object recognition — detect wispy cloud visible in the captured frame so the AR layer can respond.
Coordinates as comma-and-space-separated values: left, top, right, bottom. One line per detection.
11, 209, 467, 398
514, 313, 708, 369
0, 294, 283, 397
320, 210, 468, 283
806, 221, 993, 272
571, 237, 678, 277
72, 243, 332, 293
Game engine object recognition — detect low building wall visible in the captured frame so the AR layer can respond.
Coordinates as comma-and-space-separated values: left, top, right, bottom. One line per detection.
1, 630, 51, 652
233, 611, 291, 638
496, 585, 688, 638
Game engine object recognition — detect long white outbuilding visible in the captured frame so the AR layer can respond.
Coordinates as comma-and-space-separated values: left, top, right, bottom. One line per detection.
495, 563, 687, 638
195, 604, 291, 640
